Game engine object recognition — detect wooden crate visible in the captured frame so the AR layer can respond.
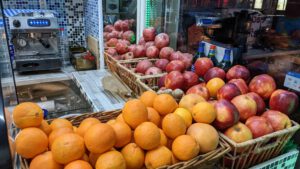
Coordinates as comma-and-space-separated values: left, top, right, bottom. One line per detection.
220, 121, 300, 169
20, 110, 231, 169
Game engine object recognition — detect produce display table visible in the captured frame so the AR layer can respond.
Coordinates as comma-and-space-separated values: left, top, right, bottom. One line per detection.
72, 69, 126, 112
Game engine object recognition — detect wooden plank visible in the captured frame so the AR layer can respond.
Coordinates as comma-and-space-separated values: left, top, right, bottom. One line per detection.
87, 35, 100, 69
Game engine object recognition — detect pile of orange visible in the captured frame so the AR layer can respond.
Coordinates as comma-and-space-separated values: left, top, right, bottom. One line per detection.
12, 90, 220, 169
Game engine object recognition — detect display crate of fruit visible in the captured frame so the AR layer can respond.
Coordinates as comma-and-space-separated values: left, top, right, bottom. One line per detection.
18, 109, 231, 169
116, 58, 168, 92
136, 74, 162, 95
220, 120, 300, 169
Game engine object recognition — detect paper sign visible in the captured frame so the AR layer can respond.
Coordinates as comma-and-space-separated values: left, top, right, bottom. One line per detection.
284, 72, 300, 92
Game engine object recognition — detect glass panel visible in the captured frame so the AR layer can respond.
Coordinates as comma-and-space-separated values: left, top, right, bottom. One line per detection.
0, 1, 18, 168
254, 0, 264, 9
277, 0, 287, 11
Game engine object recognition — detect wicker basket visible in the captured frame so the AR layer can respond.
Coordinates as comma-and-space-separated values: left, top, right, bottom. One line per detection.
104, 50, 119, 74
136, 74, 163, 95
220, 121, 300, 169
20, 110, 231, 169
116, 59, 166, 93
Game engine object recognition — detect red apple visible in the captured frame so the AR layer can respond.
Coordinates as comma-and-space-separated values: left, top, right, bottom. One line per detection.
249, 74, 276, 100
269, 89, 299, 115
186, 84, 210, 100
213, 99, 240, 130
165, 71, 184, 90
224, 122, 253, 143
166, 60, 186, 73
231, 94, 257, 122
261, 110, 292, 131
194, 58, 214, 77
226, 65, 251, 82
204, 67, 226, 82
228, 79, 249, 94
182, 71, 199, 91
245, 116, 274, 138
217, 83, 241, 101
246, 92, 266, 115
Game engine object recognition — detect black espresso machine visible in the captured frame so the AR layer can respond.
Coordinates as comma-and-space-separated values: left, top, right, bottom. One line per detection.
9, 12, 62, 73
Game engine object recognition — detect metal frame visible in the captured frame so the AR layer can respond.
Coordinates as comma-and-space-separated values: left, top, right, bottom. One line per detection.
136, 0, 146, 43
98, 0, 105, 70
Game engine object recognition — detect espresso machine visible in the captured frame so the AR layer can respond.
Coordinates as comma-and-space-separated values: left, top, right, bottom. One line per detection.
9, 12, 62, 73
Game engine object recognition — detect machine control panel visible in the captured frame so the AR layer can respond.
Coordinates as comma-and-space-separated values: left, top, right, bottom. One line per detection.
27, 19, 50, 27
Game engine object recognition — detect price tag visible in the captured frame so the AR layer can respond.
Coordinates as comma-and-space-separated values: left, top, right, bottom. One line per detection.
284, 72, 300, 92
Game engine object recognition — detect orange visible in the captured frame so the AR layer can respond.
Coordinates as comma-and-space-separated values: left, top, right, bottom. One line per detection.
29, 151, 63, 169
171, 153, 179, 164
64, 160, 93, 169
187, 123, 219, 153
51, 133, 85, 164
153, 94, 178, 116
13, 102, 43, 129
121, 143, 145, 169
172, 135, 200, 161
89, 152, 102, 167
147, 107, 161, 126
179, 94, 205, 112
174, 108, 193, 127
77, 117, 101, 137
15, 128, 48, 159
140, 91, 158, 107
95, 151, 126, 169
145, 146, 172, 169
84, 123, 116, 154
206, 78, 225, 98
73, 126, 77, 132
81, 153, 89, 162
122, 99, 148, 129
39, 120, 52, 135
50, 118, 73, 131
159, 129, 167, 146
162, 114, 186, 139
134, 122, 161, 150
48, 127, 74, 148
116, 114, 125, 123
191, 102, 216, 124
108, 120, 132, 148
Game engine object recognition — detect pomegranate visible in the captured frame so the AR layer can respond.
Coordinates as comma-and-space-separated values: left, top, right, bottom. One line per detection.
170, 51, 183, 61
155, 33, 170, 49
118, 39, 130, 46
104, 25, 115, 32
136, 60, 153, 74
106, 38, 118, 47
145, 67, 162, 75
138, 37, 146, 45
181, 53, 193, 69
143, 27, 156, 42
121, 20, 130, 31
133, 45, 146, 58
122, 52, 134, 60
145, 41, 155, 49
146, 46, 159, 58
166, 60, 186, 73
128, 44, 136, 53
106, 48, 117, 56
106, 32, 118, 40
116, 41, 129, 54
114, 20, 122, 31
155, 59, 169, 71
122, 31, 135, 44
159, 47, 174, 60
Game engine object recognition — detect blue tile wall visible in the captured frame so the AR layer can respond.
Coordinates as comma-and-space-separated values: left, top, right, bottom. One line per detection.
84, 0, 99, 39
2, 0, 86, 47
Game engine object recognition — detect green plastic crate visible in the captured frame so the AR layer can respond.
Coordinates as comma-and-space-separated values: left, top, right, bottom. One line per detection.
249, 149, 299, 169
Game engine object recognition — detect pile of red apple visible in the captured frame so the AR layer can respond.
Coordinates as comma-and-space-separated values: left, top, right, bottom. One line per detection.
159, 57, 299, 143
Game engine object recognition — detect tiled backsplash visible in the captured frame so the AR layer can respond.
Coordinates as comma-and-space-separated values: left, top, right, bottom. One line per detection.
2, 0, 87, 47
84, 0, 99, 39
